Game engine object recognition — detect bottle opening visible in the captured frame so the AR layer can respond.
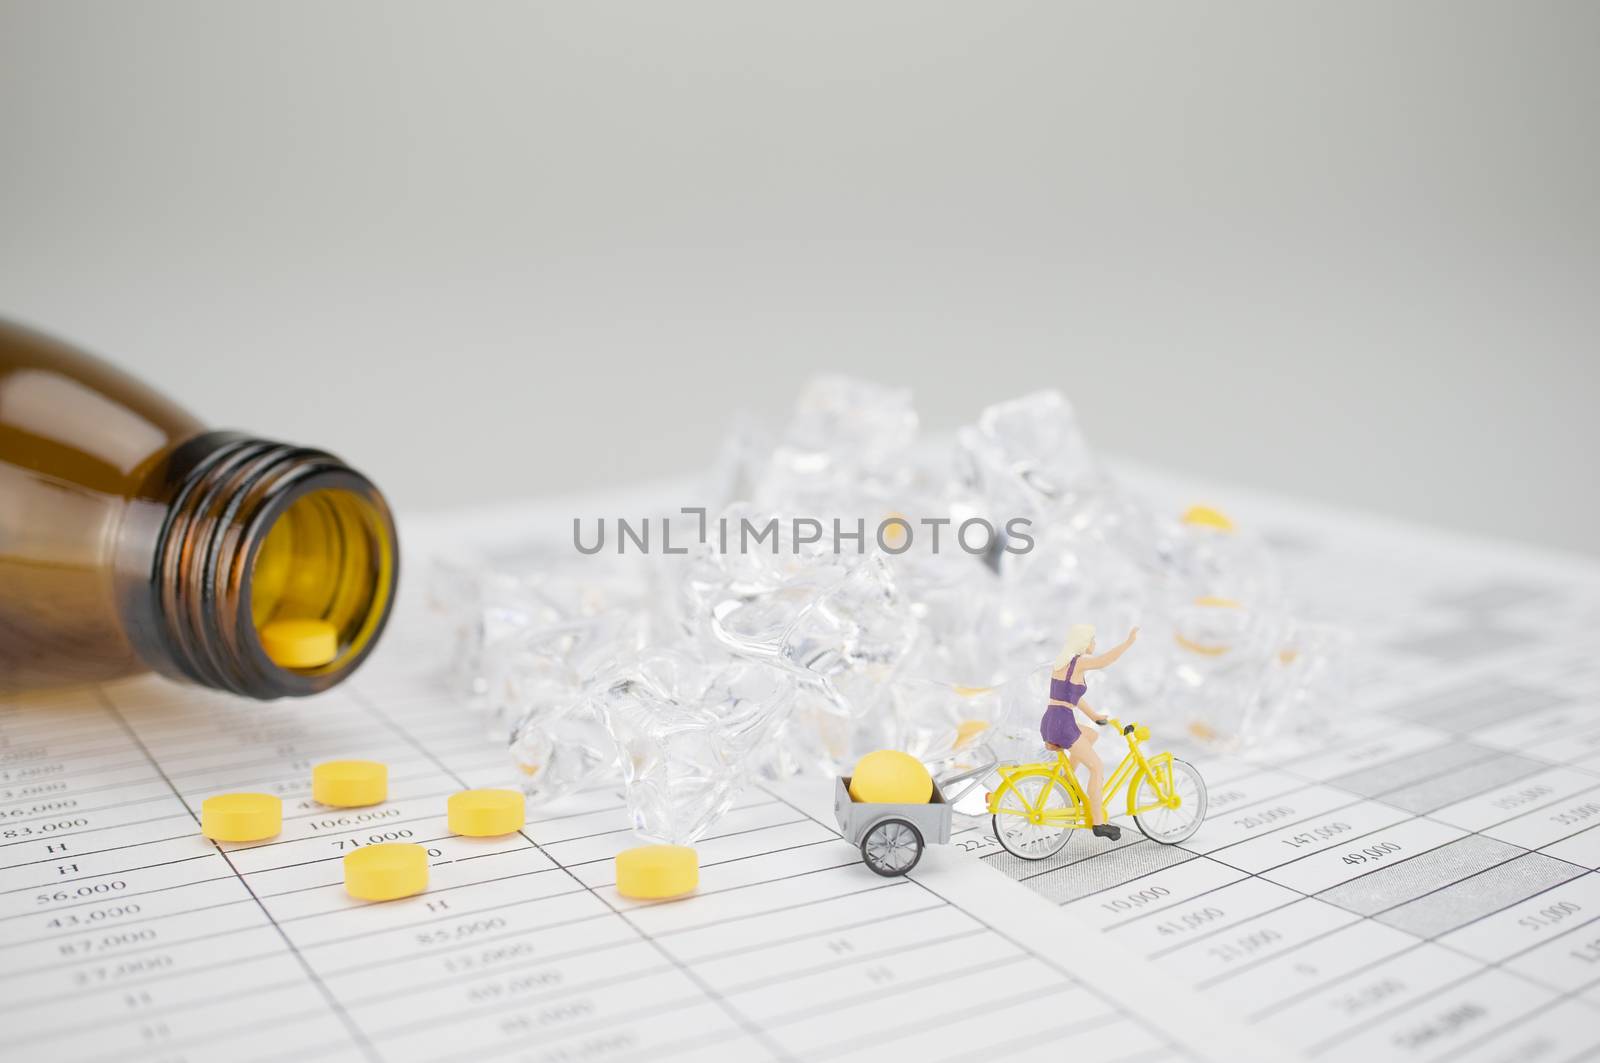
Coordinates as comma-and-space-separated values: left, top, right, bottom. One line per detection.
250, 487, 395, 676
146, 433, 400, 699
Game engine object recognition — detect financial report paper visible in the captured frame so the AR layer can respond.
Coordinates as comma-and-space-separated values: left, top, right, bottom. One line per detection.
0, 510, 1284, 1062
954, 467, 1600, 1063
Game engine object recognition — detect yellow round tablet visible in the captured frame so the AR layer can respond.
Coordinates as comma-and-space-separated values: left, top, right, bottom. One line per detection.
260, 618, 340, 669
447, 789, 525, 837
1181, 504, 1236, 533
615, 844, 698, 900
201, 792, 282, 842
313, 760, 388, 807
848, 750, 934, 805
953, 719, 990, 749
344, 843, 428, 901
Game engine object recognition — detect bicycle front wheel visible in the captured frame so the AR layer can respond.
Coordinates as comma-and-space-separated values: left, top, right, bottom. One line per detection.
1132, 759, 1207, 844
991, 774, 1075, 861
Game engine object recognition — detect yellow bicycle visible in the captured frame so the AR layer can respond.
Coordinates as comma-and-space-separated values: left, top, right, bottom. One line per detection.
987, 717, 1206, 859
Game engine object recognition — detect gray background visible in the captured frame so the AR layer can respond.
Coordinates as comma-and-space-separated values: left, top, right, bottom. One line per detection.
2, 1, 1595, 554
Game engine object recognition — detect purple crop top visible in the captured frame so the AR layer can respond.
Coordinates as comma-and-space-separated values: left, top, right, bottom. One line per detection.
1050, 655, 1087, 705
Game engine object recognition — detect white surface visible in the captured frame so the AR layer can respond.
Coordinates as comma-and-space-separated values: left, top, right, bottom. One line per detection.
1, 1, 1595, 554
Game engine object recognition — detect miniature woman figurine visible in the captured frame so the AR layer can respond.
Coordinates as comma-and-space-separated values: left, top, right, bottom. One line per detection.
1042, 623, 1140, 841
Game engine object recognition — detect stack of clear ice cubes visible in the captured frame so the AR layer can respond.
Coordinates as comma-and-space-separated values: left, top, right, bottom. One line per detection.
429, 378, 1346, 844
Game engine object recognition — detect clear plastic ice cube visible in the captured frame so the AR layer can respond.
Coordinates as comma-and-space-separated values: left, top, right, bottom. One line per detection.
590, 646, 795, 844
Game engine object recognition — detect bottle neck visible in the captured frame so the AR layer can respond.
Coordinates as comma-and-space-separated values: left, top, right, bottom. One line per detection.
121, 431, 400, 700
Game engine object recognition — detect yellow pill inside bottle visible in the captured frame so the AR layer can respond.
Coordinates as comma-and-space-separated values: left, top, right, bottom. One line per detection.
312, 760, 388, 807
447, 789, 526, 837
344, 843, 428, 901
260, 618, 340, 669
201, 792, 282, 842
615, 844, 699, 900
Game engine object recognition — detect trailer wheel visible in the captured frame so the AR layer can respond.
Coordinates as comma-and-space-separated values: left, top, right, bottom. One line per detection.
860, 818, 924, 877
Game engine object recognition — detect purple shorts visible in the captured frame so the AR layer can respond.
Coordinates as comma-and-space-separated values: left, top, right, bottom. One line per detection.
1041, 705, 1082, 749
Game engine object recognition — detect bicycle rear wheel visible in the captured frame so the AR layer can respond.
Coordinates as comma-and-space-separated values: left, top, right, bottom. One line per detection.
1132, 759, 1207, 844
991, 775, 1074, 860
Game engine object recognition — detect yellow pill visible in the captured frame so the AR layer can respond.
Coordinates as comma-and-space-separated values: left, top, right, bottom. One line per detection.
615, 844, 699, 900
261, 618, 339, 668
448, 789, 526, 837
1180, 504, 1236, 533
953, 719, 990, 749
201, 792, 282, 842
343, 843, 428, 901
847, 749, 934, 805
313, 760, 388, 807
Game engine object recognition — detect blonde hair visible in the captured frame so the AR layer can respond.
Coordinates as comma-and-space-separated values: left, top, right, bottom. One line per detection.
1055, 625, 1096, 670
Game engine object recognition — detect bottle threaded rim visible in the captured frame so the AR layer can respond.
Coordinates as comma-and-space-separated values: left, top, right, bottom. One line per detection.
150, 433, 399, 699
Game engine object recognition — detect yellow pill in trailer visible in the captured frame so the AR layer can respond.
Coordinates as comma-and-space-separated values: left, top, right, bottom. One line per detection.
343, 843, 428, 901
447, 789, 526, 837
847, 749, 934, 805
615, 844, 699, 900
313, 760, 388, 807
201, 792, 282, 842
260, 618, 340, 668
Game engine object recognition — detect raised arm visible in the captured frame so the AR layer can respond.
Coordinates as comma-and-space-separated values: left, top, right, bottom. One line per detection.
1076, 626, 1139, 672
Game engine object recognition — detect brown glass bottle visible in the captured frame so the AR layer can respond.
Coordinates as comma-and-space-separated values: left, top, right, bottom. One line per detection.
0, 319, 399, 699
